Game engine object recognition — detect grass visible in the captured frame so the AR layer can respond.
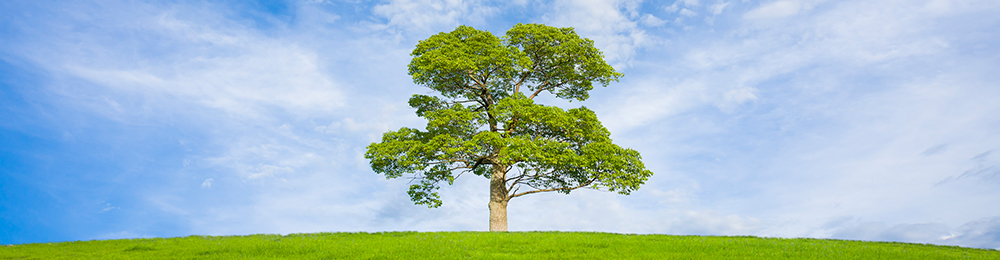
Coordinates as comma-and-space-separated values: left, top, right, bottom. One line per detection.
2, 231, 998, 259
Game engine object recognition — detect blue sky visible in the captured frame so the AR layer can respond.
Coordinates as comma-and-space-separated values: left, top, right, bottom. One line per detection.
2, 0, 999, 249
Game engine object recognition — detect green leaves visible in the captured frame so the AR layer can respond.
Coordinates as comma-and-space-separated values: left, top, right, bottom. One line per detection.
407, 23, 622, 104
409, 180, 443, 208
505, 23, 623, 101
368, 24, 651, 208
408, 95, 444, 117
492, 94, 651, 195
408, 25, 525, 101
580, 142, 653, 195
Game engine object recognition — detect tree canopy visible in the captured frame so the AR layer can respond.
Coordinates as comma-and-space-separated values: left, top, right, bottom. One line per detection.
365, 23, 653, 231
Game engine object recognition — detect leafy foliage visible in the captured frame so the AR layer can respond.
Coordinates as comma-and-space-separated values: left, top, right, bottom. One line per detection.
365, 23, 651, 208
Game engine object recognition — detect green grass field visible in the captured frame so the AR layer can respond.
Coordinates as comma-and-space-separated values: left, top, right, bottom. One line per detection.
2, 231, 997, 259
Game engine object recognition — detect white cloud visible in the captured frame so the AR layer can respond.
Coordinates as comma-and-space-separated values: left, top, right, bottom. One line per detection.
665, 3, 680, 13
607, 0, 991, 131
371, 0, 500, 35
640, 14, 667, 27
317, 118, 371, 133
18, 4, 345, 121
3, 0, 387, 235
247, 164, 295, 180
599, 77, 707, 133
814, 216, 1000, 249
710, 2, 730, 15
722, 86, 758, 106
679, 8, 698, 17
665, 0, 700, 13
543, 0, 651, 68
946, 217, 1000, 249
682, 0, 700, 7
304, 0, 334, 4
101, 203, 119, 212
744, 0, 808, 19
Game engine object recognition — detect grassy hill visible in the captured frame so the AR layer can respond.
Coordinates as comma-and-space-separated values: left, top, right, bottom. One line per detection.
2, 231, 997, 259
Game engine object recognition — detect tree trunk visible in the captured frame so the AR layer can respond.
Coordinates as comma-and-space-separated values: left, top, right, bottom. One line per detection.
489, 164, 508, 231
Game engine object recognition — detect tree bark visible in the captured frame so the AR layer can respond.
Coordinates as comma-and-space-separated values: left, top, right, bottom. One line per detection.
489, 163, 508, 231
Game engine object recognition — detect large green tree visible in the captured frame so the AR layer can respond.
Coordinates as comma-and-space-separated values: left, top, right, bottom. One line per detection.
365, 23, 653, 231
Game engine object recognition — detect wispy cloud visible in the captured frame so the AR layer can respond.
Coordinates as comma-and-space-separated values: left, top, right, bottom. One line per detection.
370, 0, 503, 36
542, 0, 652, 68
819, 216, 1000, 249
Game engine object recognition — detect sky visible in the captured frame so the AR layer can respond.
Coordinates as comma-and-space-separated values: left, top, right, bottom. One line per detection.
1, 0, 999, 250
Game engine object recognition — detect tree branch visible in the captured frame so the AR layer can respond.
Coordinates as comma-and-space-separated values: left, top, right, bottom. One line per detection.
513, 62, 539, 94
528, 77, 571, 100
508, 177, 598, 199
469, 157, 490, 170
505, 168, 527, 192
528, 82, 549, 99
445, 99, 479, 105
466, 70, 484, 87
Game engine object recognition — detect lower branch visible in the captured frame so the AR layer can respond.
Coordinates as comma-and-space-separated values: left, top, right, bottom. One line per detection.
507, 177, 597, 200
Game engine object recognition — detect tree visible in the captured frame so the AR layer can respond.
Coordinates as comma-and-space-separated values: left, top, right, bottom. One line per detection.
365, 23, 653, 231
